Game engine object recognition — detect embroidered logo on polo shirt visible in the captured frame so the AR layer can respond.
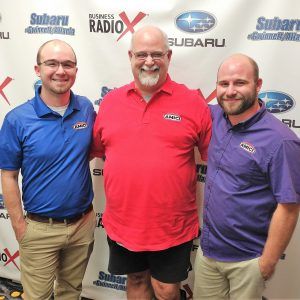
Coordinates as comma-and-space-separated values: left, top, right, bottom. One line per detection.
163, 113, 181, 122
73, 122, 87, 130
240, 142, 256, 154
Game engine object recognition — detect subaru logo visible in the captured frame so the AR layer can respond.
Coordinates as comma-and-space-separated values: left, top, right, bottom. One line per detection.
94, 86, 115, 106
175, 11, 217, 33
33, 79, 42, 91
0, 194, 4, 209
259, 91, 295, 114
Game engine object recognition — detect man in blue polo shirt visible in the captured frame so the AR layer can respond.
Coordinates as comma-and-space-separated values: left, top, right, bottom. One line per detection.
0, 40, 95, 300
193, 54, 300, 299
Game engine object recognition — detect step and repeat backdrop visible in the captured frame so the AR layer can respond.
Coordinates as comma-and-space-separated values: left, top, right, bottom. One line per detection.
0, 0, 300, 299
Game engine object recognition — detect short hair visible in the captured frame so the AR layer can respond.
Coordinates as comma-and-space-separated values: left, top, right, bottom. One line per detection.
248, 57, 259, 82
36, 39, 77, 64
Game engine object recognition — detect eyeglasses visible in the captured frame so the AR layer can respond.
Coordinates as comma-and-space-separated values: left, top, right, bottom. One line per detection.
38, 59, 77, 70
131, 51, 169, 61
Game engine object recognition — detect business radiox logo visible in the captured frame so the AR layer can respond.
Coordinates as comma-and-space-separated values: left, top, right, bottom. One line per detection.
170, 11, 225, 48
25, 13, 75, 35
0, 75, 13, 105
0, 247, 20, 271
248, 16, 300, 41
89, 11, 147, 41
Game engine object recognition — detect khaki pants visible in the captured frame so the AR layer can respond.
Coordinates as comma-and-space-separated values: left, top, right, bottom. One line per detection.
193, 249, 265, 300
19, 210, 96, 300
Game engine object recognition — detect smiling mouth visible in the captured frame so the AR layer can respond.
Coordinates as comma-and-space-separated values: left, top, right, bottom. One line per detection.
53, 78, 68, 82
222, 97, 242, 102
141, 66, 159, 73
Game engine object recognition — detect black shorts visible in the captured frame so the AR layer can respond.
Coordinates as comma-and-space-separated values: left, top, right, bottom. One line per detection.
107, 236, 193, 283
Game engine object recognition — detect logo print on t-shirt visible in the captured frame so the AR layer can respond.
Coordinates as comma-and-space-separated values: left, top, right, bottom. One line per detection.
73, 122, 87, 130
240, 142, 256, 154
163, 113, 181, 122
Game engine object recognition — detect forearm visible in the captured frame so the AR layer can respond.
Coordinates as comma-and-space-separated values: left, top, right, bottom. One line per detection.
260, 203, 300, 277
1, 170, 25, 237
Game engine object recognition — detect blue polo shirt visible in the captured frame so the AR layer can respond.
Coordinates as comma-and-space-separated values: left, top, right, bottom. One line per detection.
201, 101, 300, 261
0, 88, 95, 218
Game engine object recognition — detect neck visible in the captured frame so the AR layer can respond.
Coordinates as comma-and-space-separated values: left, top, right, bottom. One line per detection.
135, 82, 163, 99
229, 100, 260, 126
40, 89, 71, 107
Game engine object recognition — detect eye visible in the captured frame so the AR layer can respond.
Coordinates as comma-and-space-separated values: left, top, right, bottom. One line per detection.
151, 52, 163, 59
218, 82, 229, 87
45, 61, 58, 67
62, 61, 76, 69
136, 52, 148, 59
235, 81, 246, 86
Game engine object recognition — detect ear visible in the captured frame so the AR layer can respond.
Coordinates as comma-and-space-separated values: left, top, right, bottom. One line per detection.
34, 65, 41, 77
167, 49, 172, 61
256, 78, 263, 94
128, 50, 133, 60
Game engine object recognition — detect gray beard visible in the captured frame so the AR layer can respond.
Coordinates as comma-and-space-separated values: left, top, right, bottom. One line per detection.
138, 71, 160, 87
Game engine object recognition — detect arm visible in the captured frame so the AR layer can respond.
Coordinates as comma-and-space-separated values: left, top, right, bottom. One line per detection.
259, 203, 300, 280
1, 169, 27, 242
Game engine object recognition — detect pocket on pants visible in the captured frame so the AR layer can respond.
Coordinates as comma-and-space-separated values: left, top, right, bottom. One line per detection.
254, 257, 266, 282
19, 220, 31, 244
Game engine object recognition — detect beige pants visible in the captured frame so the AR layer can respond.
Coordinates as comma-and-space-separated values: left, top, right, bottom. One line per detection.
193, 249, 266, 300
19, 210, 96, 300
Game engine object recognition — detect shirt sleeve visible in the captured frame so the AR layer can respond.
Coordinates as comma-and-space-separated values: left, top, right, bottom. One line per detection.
197, 99, 212, 161
268, 138, 300, 203
0, 114, 22, 170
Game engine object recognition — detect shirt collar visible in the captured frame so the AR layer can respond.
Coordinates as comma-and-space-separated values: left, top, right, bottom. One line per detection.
126, 74, 173, 96
225, 99, 267, 131
33, 87, 80, 118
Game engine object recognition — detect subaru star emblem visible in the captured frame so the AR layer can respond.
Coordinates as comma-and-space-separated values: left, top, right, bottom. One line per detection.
259, 91, 295, 114
175, 11, 217, 33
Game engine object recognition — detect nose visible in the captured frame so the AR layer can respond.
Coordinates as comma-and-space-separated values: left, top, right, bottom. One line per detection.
226, 83, 237, 97
144, 55, 155, 66
55, 63, 66, 74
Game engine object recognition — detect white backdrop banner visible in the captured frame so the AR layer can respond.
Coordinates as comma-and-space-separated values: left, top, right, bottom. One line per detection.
0, 0, 299, 299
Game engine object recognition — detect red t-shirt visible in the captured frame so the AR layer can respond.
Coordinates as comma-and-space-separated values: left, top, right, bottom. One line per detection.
91, 75, 211, 251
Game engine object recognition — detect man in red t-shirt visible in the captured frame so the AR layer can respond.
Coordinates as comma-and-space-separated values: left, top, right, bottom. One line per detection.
91, 25, 211, 300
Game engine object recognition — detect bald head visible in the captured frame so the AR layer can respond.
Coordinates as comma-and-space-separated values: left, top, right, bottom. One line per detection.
130, 25, 169, 52
36, 39, 77, 65
216, 53, 263, 124
218, 54, 259, 82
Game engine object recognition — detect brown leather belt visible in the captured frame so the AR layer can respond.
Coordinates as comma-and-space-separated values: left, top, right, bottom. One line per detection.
26, 204, 93, 225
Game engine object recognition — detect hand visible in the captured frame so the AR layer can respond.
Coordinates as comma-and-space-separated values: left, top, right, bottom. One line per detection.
258, 256, 276, 281
14, 220, 27, 243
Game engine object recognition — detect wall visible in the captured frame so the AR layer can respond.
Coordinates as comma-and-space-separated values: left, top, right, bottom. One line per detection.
0, 0, 299, 298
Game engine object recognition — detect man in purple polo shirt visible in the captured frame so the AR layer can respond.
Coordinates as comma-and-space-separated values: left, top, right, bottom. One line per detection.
193, 54, 300, 299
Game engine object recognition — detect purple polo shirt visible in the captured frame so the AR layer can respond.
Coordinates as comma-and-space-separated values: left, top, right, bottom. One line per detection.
201, 101, 300, 261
